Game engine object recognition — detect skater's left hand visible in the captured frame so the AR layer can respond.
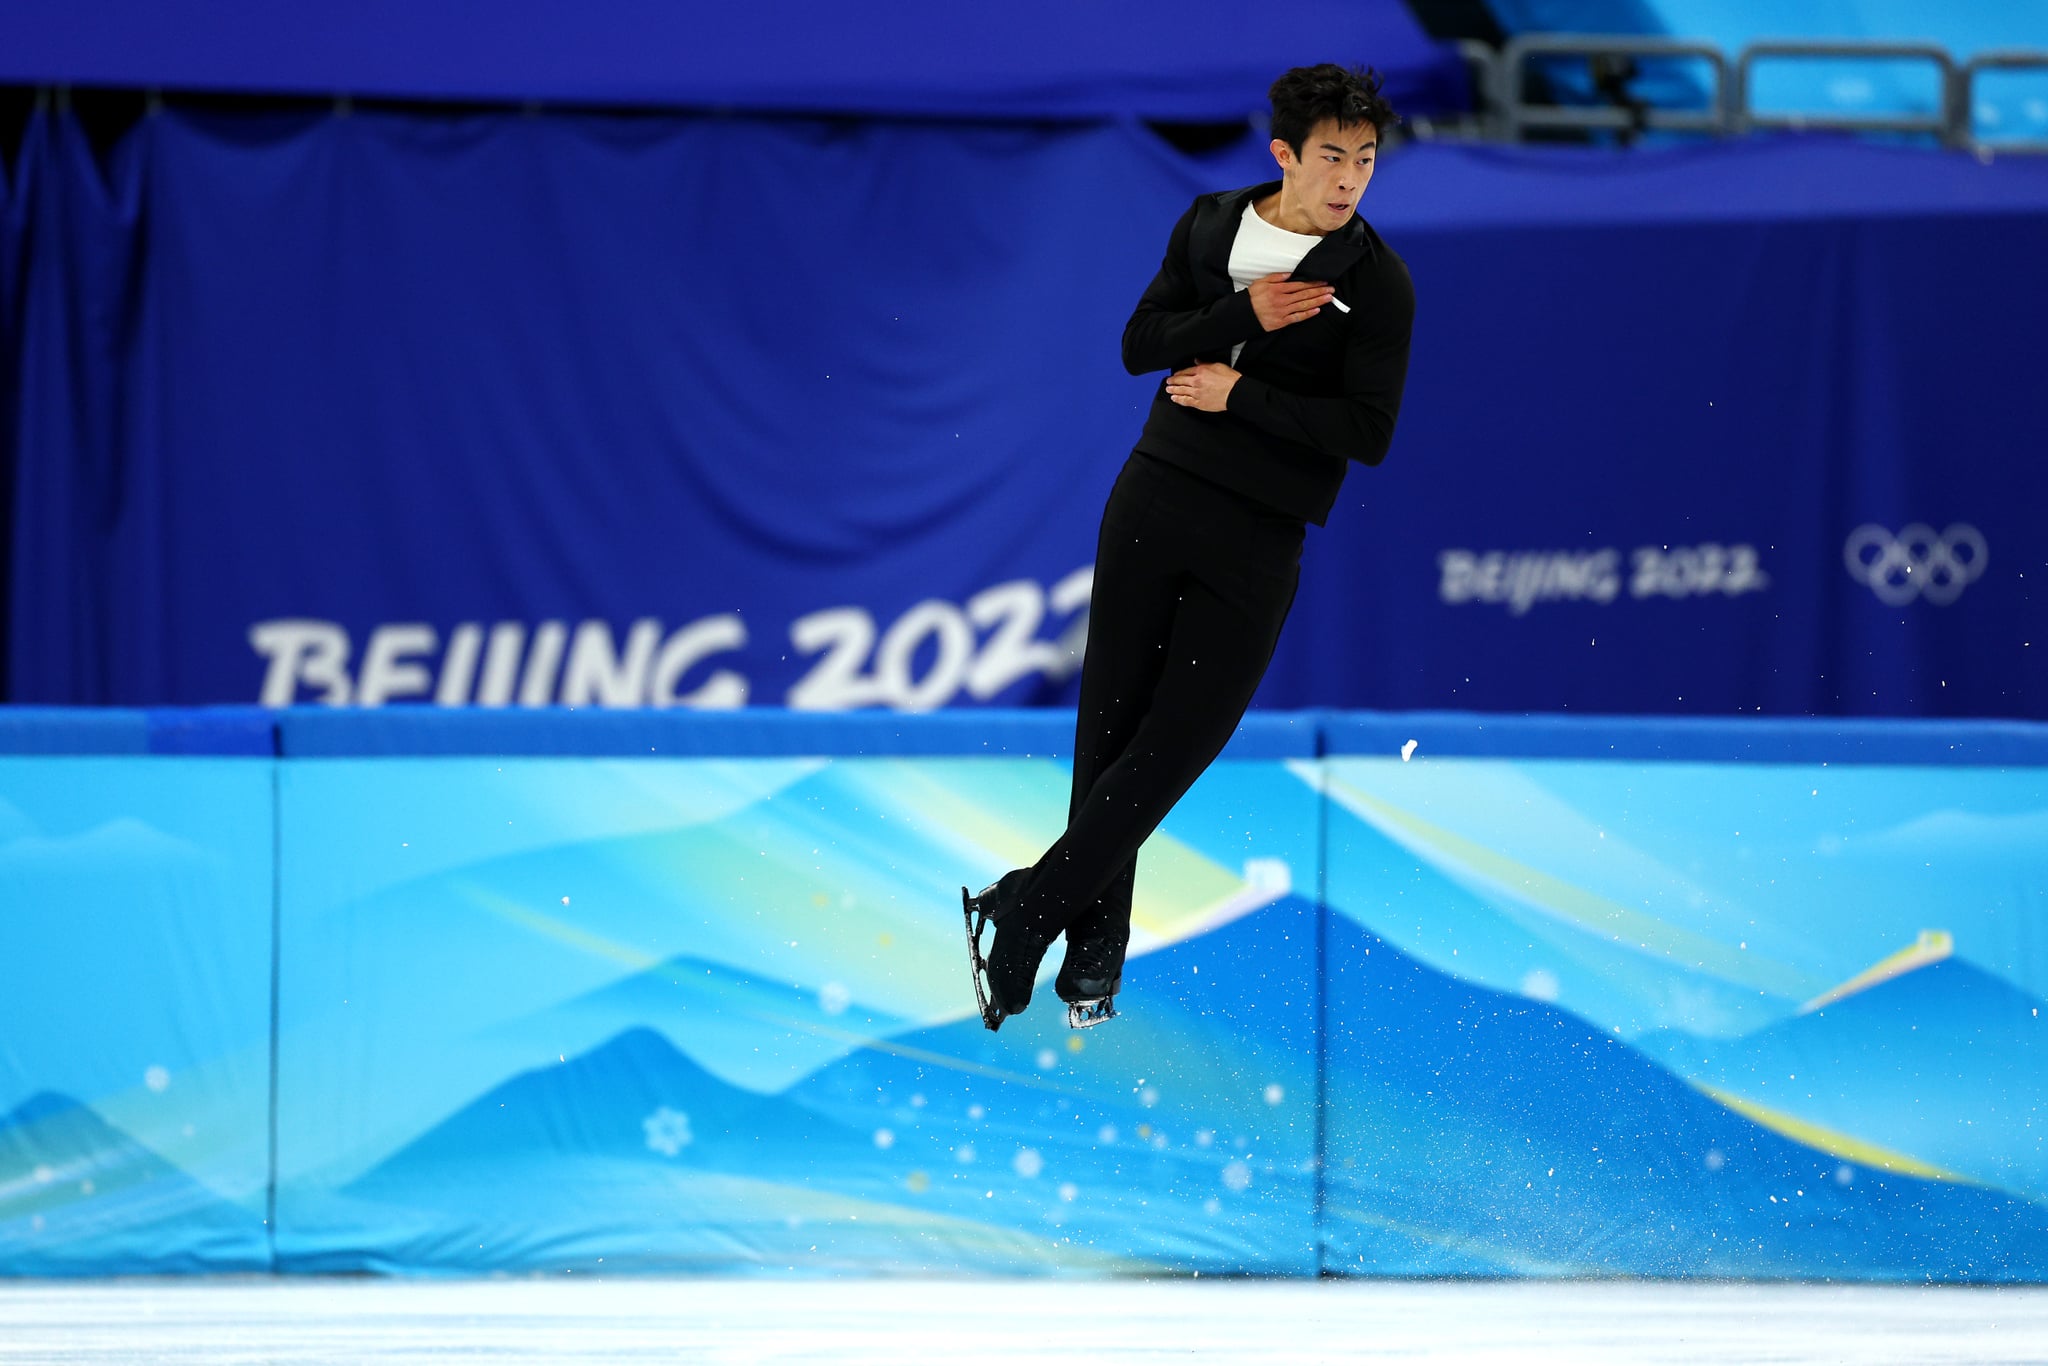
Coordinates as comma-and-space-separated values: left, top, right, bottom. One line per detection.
1165, 363, 1239, 413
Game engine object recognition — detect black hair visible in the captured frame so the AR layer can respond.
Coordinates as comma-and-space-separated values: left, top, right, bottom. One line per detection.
1268, 64, 1396, 156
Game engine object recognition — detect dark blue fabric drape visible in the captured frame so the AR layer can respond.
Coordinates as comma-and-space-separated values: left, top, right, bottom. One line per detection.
0, 124, 15, 687
9, 111, 153, 705
0, 0, 1468, 122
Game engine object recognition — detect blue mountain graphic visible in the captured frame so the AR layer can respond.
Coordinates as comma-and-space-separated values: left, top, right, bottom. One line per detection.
1321, 914, 2048, 1280
312, 901, 2048, 1280
0, 1092, 267, 1275
319, 1028, 1068, 1275
346, 1027, 872, 1192
491, 952, 915, 1094
792, 893, 1320, 1118
1638, 957, 2048, 1198
559, 952, 911, 1033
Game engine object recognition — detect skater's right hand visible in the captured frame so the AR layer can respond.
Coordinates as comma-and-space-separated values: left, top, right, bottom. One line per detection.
1248, 274, 1336, 332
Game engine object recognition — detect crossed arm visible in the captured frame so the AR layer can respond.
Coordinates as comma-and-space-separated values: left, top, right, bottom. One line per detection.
1120, 201, 1414, 467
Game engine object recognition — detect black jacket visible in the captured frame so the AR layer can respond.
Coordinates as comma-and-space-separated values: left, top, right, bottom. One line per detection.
1122, 181, 1414, 525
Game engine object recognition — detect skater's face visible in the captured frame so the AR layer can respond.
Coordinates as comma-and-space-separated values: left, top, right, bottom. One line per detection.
1272, 117, 1376, 234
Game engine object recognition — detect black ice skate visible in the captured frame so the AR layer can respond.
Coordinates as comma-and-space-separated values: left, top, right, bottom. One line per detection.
962, 870, 1029, 1032
1057, 945, 1122, 1031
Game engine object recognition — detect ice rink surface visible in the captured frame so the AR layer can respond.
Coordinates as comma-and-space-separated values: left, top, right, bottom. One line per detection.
3, 1278, 2047, 1365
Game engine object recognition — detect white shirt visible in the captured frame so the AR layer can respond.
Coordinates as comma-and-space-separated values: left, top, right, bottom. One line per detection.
1227, 199, 1323, 366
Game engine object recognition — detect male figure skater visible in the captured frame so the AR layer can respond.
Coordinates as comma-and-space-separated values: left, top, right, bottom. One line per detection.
965, 64, 1414, 1030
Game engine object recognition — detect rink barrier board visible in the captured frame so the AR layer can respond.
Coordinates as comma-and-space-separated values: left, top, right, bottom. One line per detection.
9, 706, 2048, 762
3, 707, 2046, 1279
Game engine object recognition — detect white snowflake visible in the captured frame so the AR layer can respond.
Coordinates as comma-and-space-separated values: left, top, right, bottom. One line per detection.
144, 1066, 171, 1094
818, 982, 852, 1016
1243, 857, 1291, 895
1222, 1160, 1253, 1193
1013, 1148, 1043, 1179
1262, 1084, 1284, 1107
642, 1106, 693, 1157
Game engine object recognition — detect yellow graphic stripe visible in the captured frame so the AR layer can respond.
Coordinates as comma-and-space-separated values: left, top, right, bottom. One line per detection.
1801, 930, 1953, 1015
865, 762, 1065, 879
1697, 1084, 1969, 1184
871, 762, 1249, 944
1319, 769, 1820, 1001
467, 885, 661, 970
1128, 842, 1249, 941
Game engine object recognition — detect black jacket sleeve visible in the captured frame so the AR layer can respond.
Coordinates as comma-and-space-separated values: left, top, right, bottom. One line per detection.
1121, 200, 1263, 375
1224, 258, 1414, 466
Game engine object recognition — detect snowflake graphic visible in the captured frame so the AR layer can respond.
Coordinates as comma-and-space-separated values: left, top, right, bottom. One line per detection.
642, 1106, 694, 1157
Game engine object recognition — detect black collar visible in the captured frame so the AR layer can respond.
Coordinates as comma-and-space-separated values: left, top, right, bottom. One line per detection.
1197, 182, 1375, 375
1191, 180, 1376, 294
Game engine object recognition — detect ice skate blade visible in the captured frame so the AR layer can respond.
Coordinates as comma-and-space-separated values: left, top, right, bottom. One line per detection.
963, 886, 1005, 1032
1066, 996, 1117, 1029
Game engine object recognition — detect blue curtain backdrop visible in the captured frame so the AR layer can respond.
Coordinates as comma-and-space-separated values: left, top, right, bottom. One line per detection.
6, 108, 2047, 716
0, 0, 1465, 122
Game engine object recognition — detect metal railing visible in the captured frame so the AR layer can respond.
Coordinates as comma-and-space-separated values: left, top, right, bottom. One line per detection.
1446, 36, 2048, 153
1732, 41, 1957, 145
1502, 34, 1729, 141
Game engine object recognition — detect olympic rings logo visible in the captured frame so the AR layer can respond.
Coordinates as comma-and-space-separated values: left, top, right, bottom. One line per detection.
1843, 523, 1988, 606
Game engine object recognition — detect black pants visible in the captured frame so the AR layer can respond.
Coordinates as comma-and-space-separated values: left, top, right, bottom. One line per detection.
992, 452, 1305, 1007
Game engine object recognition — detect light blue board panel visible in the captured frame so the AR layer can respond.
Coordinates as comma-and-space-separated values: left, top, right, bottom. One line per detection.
1316, 754, 2048, 1279
273, 755, 1319, 1275
0, 758, 275, 1274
